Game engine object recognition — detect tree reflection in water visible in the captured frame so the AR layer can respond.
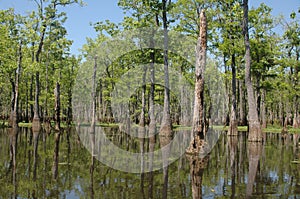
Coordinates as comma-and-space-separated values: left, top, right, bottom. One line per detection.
159, 133, 172, 199
187, 154, 209, 199
9, 127, 18, 198
0, 128, 300, 198
227, 135, 238, 198
246, 142, 262, 198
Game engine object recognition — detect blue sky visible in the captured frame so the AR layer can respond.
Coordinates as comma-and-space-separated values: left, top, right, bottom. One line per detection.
0, 0, 299, 55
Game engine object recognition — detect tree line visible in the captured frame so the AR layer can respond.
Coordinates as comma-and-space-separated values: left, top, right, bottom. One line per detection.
0, 0, 299, 137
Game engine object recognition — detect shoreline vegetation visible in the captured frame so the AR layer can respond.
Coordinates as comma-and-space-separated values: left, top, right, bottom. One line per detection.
1, 120, 299, 134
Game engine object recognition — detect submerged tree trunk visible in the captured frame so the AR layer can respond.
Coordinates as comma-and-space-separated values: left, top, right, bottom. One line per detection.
186, 10, 207, 154
243, 0, 262, 142
160, 0, 172, 136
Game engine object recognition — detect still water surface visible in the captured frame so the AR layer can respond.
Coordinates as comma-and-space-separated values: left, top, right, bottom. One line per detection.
0, 127, 299, 198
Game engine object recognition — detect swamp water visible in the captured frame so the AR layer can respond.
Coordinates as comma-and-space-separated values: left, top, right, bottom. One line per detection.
0, 127, 299, 198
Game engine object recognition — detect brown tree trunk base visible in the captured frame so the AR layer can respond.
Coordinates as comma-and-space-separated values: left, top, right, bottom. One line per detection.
248, 121, 262, 142
159, 124, 172, 137
9, 111, 18, 128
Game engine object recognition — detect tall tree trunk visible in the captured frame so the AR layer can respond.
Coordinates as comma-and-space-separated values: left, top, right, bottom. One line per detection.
25, 76, 29, 123
9, 42, 22, 128
98, 79, 103, 122
139, 67, 147, 127
243, 0, 262, 142
67, 91, 73, 126
238, 79, 247, 126
186, 10, 207, 154
91, 56, 97, 134
228, 54, 238, 135
30, 75, 34, 120
149, 18, 158, 131
224, 55, 230, 126
293, 96, 299, 128
160, 0, 172, 136
67, 65, 73, 126
54, 82, 61, 131
180, 69, 190, 126
33, 72, 41, 130
33, 22, 46, 130
293, 51, 299, 128
44, 52, 49, 122
261, 89, 267, 128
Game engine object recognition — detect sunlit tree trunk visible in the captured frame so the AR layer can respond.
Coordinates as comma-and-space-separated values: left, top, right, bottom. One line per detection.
186, 10, 207, 154
243, 0, 262, 142
149, 17, 158, 132
66, 64, 74, 126
9, 41, 22, 128
33, 22, 46, 130
160, 0, 172, 136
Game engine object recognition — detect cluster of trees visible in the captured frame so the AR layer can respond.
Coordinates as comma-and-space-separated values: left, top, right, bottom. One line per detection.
78, 0, 299, 141
0, 0, 83, 129
0, 0, 299, 137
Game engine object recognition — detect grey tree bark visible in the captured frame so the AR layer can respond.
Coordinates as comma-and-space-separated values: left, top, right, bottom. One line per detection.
228, 54, 238, 135
243, 0, 262, 142
160, 0, 172, 136
186, 10, 207, 154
